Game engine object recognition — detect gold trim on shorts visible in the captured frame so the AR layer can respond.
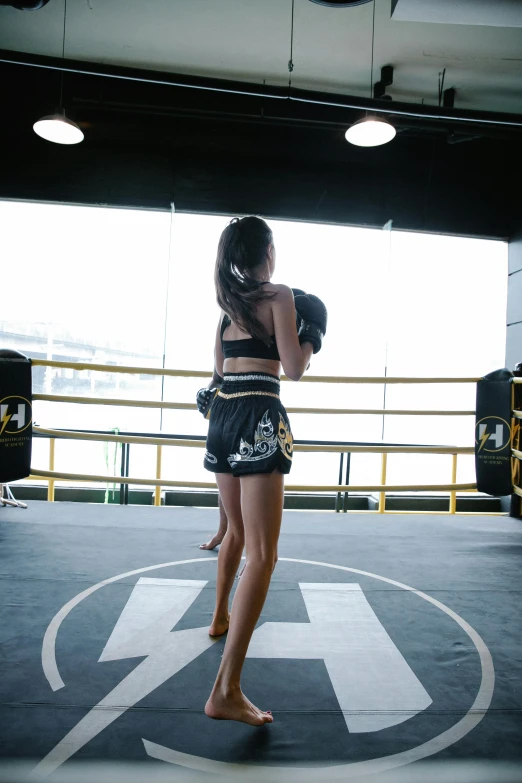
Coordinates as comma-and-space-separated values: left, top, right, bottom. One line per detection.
218, 390, 280, 400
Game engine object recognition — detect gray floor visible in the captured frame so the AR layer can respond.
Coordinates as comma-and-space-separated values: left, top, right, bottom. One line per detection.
1, 501, 521, 779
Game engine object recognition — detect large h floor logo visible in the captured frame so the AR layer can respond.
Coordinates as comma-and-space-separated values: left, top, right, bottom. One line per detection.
36, 558, 494, 780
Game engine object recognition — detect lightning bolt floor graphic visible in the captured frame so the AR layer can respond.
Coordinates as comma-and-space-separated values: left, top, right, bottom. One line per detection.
33, 578, 433, 778
32, 579, 215, 778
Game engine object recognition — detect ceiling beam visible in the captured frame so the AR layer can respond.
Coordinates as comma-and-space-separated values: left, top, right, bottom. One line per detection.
1, 48, 522, 130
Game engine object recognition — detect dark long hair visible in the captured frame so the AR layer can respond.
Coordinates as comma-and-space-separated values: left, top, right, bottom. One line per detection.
215, 216, 275, 343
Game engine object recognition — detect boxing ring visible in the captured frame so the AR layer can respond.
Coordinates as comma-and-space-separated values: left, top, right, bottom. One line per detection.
1, 359, 522, 780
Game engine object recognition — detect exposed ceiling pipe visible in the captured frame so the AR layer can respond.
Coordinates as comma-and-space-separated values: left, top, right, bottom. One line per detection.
74, 95, 515, 144
1, 48, 521, 130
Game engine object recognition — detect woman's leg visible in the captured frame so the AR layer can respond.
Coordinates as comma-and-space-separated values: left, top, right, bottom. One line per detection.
200, 494, 229, 550
208, 474, 244, 637
205, 470, 284, 725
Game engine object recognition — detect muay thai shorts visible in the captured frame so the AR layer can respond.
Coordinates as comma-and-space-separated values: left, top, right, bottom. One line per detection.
203, 372, 293, 476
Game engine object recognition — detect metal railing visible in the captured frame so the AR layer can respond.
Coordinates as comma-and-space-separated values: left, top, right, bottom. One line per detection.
26, 358, 522, 514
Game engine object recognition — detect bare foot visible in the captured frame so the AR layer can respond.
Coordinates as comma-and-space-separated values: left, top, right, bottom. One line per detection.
199, 534, 224, 551
205, 687, 273, 725
209, 613, 230, 637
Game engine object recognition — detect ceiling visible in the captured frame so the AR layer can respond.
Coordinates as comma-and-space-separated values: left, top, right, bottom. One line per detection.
1, 0, 522, 115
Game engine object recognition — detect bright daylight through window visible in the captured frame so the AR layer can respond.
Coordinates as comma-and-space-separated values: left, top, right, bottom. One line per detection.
0, 200, 507, 494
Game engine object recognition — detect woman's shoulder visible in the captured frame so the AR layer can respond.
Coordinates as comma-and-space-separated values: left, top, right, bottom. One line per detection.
264, 283, 293, 301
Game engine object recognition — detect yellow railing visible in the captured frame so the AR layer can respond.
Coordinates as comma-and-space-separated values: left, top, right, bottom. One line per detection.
27, 357, 521, 515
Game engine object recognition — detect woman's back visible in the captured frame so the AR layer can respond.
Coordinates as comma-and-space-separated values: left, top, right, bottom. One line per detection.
221, 282, 281, 377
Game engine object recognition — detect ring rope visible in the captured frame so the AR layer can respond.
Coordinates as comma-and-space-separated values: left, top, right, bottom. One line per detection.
31, 359, 480, 384
31, 360, 209, 378
32, 393, 476, 417
33, 426, 205, 449
34, 394, 197, 411
295, 443, 473, 454
32, 426, 474, 454
28, 469, 477, 494
288, 408, 476, 416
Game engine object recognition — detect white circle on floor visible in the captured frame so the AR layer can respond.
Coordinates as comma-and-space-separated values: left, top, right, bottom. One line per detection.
42, 557, 494, 780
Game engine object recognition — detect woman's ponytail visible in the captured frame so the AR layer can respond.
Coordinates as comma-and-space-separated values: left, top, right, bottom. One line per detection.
215, 216, 274, 343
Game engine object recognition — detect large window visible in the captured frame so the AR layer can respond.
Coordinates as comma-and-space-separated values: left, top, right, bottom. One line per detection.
1, 201, 507, 494
1, 201, 171, 486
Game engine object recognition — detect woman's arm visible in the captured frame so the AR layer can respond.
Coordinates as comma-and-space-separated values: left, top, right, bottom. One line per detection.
212, 315, 225, 382
272, 285, 313, 381
209, 369, 223, 388
195, 318, 225, 417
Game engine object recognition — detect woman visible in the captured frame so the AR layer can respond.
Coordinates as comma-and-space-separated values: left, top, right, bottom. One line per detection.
203, 216, 326, 726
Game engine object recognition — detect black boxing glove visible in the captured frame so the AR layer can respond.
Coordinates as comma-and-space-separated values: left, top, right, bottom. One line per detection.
196, 387, 219, 419
294, 293, 327, 354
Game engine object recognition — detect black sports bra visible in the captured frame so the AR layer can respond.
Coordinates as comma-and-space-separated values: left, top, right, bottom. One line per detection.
221, 314, 280, 361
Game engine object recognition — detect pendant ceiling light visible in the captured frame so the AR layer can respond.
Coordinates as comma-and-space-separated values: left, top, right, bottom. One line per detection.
345, 116, 396, 146
344, 1, 396, 147
33, 109, 84, 144
33, 0, 84, 145
4, 1, 51, 8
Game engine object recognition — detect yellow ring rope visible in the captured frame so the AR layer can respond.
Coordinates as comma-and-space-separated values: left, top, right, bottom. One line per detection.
33, 426, 474, 454
34, 394, 197, 411
28, 469, 477, 494
32, 393, 476, 416
31, 360, 209, 378
33, 426, 204, 449
31, 359, 480, 384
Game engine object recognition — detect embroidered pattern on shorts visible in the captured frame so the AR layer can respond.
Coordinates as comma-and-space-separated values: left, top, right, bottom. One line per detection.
278, 414, 293, 461
227, 410, 293, 467
227, 410, 278, 466
204, 450, 217, 464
